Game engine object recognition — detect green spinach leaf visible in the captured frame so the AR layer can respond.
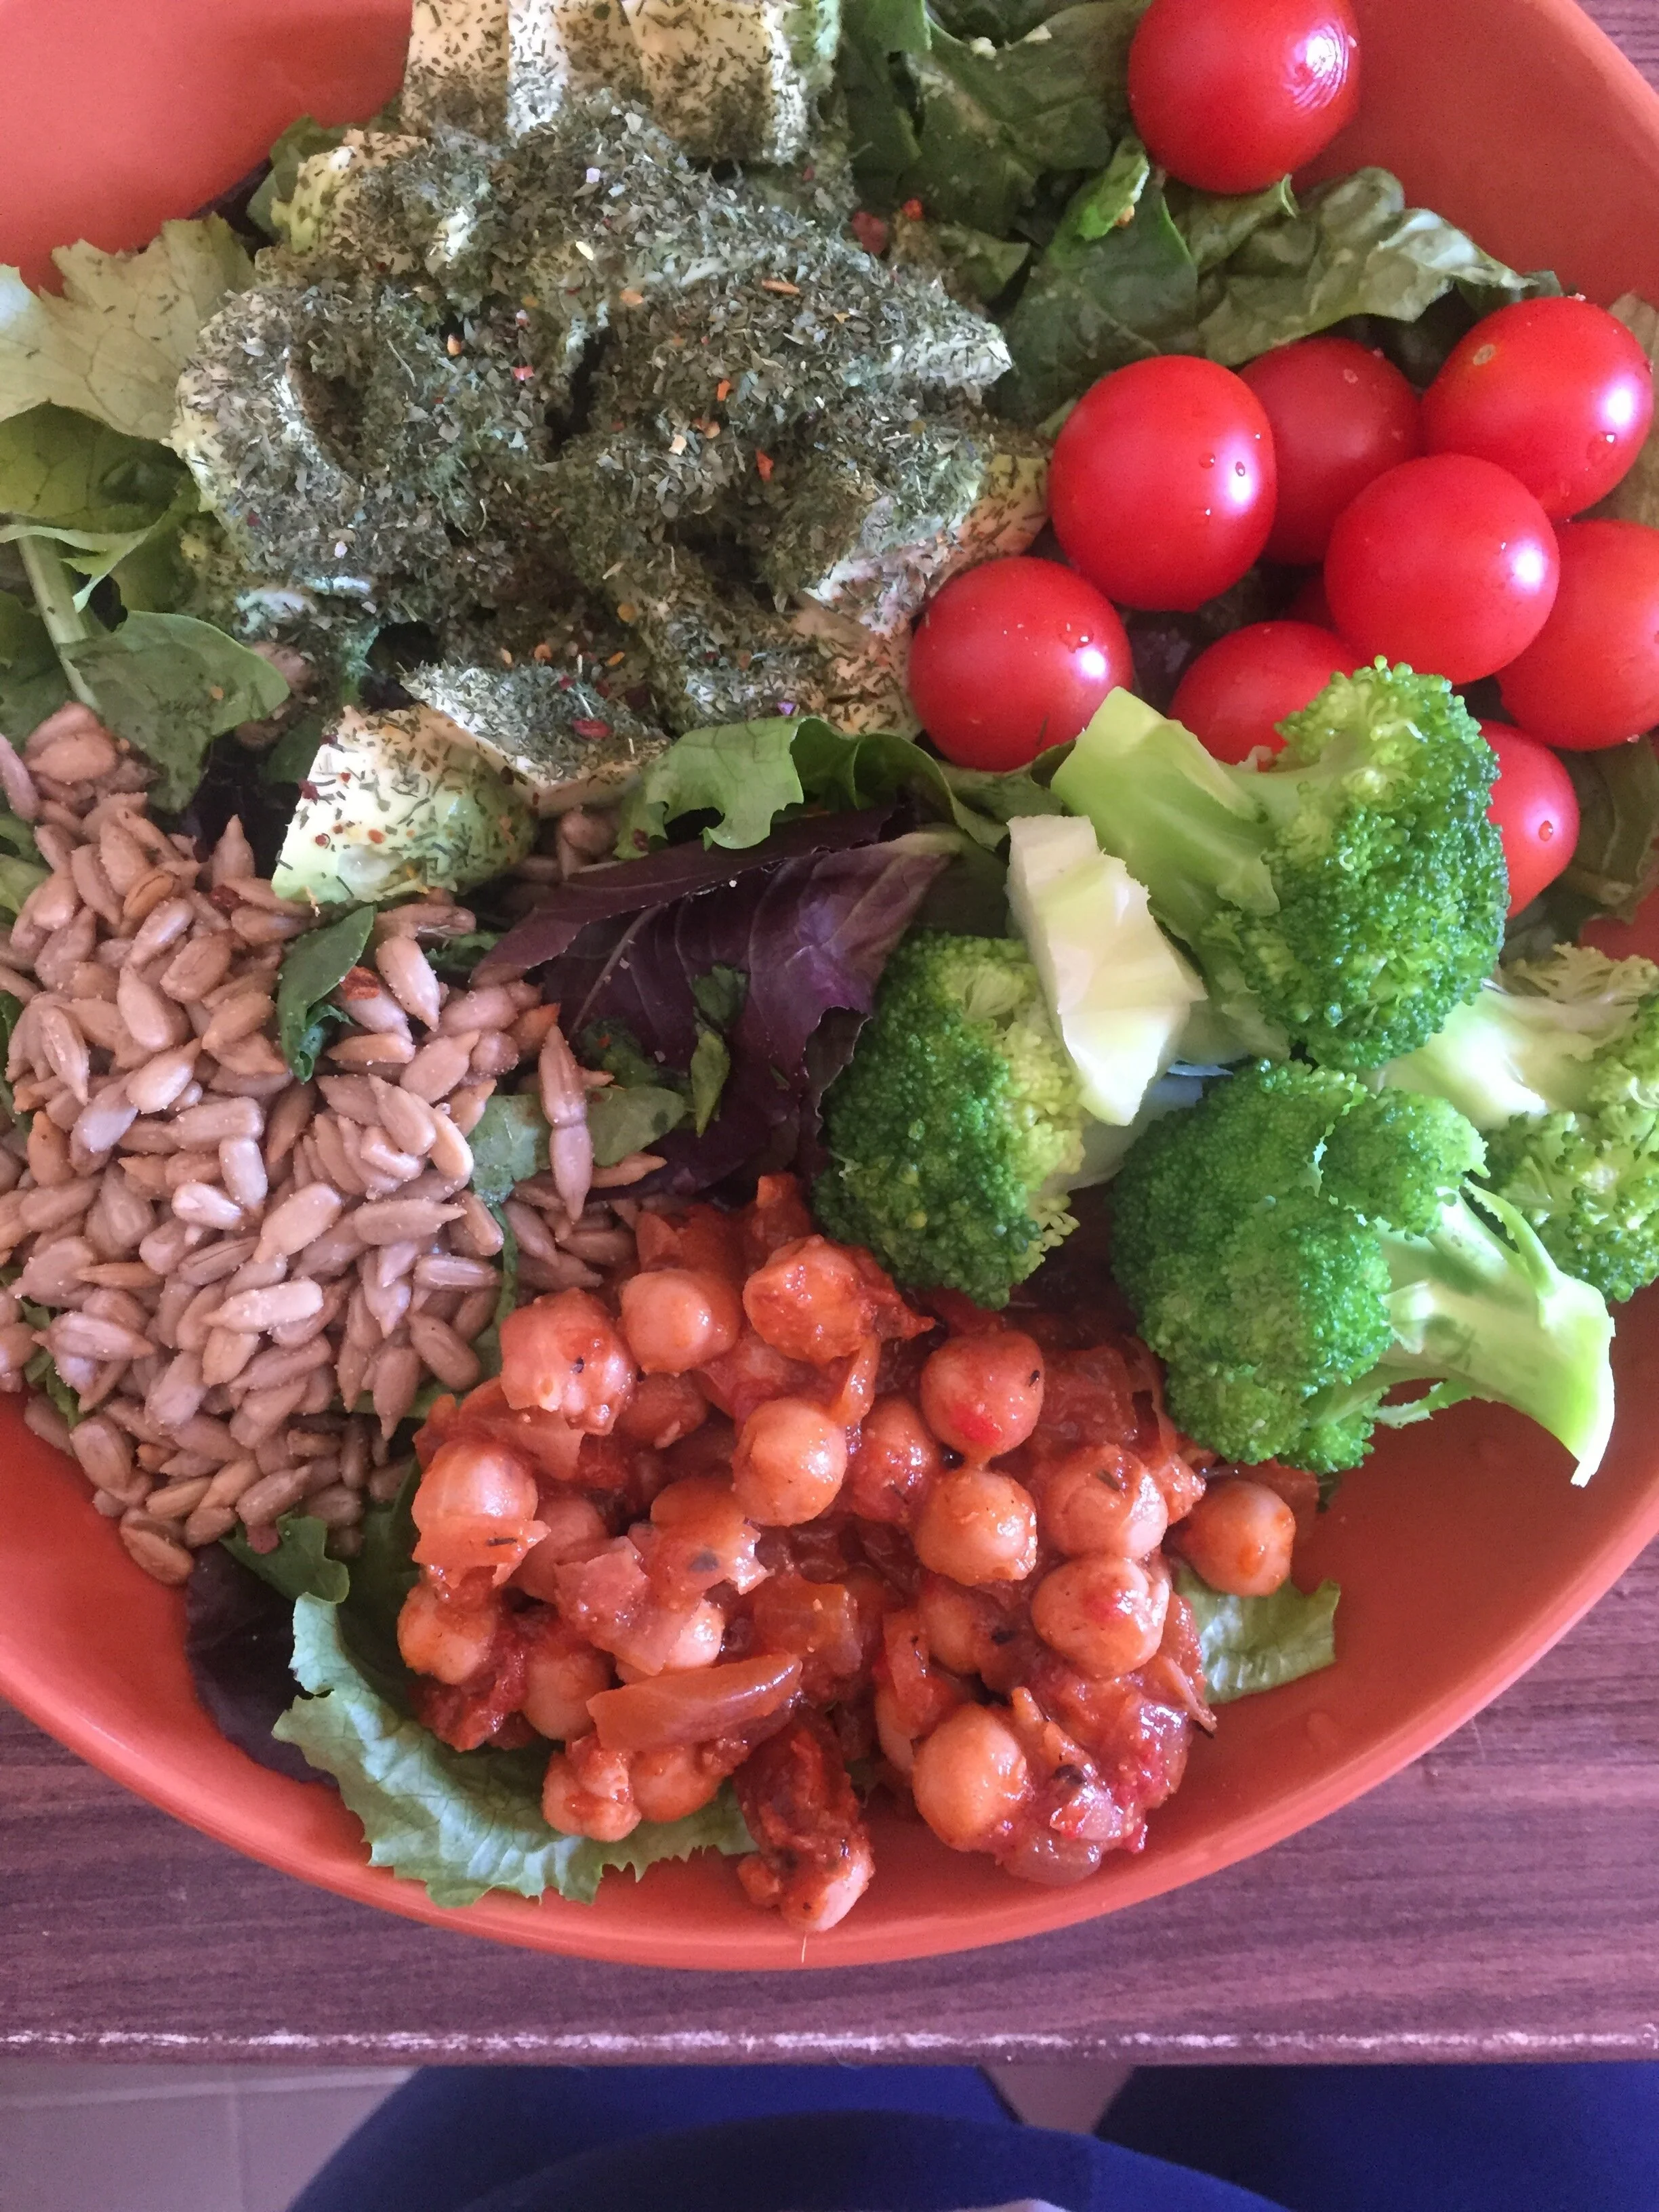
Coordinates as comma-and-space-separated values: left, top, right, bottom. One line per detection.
275, 906, 373, 1082
468, 1094, 550, 1208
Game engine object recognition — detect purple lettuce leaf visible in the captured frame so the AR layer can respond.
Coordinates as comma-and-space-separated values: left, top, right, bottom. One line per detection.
476, 807, 895, 983
544, 834, 952, 1195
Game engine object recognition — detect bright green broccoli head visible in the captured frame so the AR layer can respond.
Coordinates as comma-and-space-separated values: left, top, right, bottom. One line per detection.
1053, 667, 1507, 1071
1112, 1059, 1614, 1483
1389, 943, 1659, 1303
814, 930, 1085, 1307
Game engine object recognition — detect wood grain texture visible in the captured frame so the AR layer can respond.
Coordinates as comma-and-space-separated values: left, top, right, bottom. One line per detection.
3, 0, 1659, 2066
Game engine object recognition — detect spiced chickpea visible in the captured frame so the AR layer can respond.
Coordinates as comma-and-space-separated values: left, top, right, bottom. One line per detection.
919, 1331, 1045, 1460
914, 1468, 1038, 1586
917, 1572, 991, 1676
742, 1235, 870, 1364
911, 1704, 1031, 1853
512, 1493, 611, 1601
1032, 1555, 1170, 1677
844, 1394, 941, 1524
1176, 1478, 1296, 1597
615, 1370, 709, 1450
619, 1268, 742, 1374
1033, 1449, 1169, 1560
520, 1622, 614, 1739
499, 1290, 634, 1431
731, 1395, 848, 1525
396, 1578, 499, 1685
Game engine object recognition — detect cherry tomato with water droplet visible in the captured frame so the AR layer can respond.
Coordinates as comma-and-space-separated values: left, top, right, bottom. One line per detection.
1481, 722, 1580, 914
1323, 453, 1559, 682
1171, 620, 1355, 763
905, 556, 1134, 771
1422, 297, 1654, 518
1240, 335, 1422, 564
1048, 357, 1277, 614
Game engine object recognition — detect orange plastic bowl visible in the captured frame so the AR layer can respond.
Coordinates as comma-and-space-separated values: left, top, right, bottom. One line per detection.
3, 0, 1659, 1970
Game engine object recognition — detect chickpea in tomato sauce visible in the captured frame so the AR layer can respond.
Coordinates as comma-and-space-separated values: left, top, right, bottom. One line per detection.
395, 1174, 1306, 1932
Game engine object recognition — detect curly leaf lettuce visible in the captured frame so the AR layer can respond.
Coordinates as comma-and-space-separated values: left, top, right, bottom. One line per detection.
0, 220, 254, 446
0, 588, 70, 738
274, 1595, 752, 1908
1176, 1565, 1340, 1703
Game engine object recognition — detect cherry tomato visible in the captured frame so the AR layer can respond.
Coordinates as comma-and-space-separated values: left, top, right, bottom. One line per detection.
1286, 571, 1335, 626
1170, 621, 1353, 763
1240, 337, 1422, 563
1323, 453, 1559, 682
1127, 0, 1359, 194
905, 557, 1132, 770
1048, 358, 1277, 613
1422, 297, 1654, 519
1497, 518, 1659, 747
1481, 722, 1580, 913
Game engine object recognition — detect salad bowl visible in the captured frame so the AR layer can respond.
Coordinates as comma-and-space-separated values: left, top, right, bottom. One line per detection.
1, 0, 1658, 1969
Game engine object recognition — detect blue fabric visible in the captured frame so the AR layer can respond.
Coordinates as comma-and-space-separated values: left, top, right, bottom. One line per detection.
285, 2068, 1274, 2212
1099, 2060, 1659, 2212
288, 2058, 1659, 2212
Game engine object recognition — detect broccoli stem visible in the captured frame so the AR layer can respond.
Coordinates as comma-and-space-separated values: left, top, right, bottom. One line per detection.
1386, 986, 1612, 1129
1053, 691, 1277, 945
1372, 1188, 1615, 1486
17, 534, 98, 710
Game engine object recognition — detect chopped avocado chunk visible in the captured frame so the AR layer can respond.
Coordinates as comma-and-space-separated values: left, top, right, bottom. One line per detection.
1006, 812, 1206, 1127
272, 703, 534, 907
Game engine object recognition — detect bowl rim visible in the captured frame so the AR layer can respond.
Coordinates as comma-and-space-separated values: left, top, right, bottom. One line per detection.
5, 0, 1659, 1971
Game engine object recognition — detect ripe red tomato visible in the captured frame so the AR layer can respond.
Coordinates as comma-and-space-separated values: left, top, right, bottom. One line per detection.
1048, 358, 1277, 613
1497, 518, 1659, 747
1323, 453, 1559, 682
1170, 621, 1354, 763
1422, 297, 1654, 519
905, 556, 1133, 770
1240, 337, 1421, 563
1286, 571, 1335, 626
1481, 722, 1580, 914
1127, 0, 1359, 194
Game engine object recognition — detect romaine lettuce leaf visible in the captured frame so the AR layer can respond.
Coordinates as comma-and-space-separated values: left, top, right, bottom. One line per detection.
1176, 1564, 1340, 1703
274, 1595, 753, 1908
0, 220, 254, 445
468, 1094, 551, 1207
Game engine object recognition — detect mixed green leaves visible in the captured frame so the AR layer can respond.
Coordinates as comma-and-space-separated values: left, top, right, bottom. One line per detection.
275, 906, 373, 1083
274, 1595, 752, 1908
469, 1093, 551, 1206
617, 714, 1058, 857
0, 220, 253, 445
225, 1513, 351, 1605
62, 609, 290, 809
1177, 1566, 1340, 1703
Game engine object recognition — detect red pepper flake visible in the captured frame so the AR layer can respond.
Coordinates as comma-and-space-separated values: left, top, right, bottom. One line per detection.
300, 782, 322, 804
618, 288, 646, 307
755, 449, 775, 482
511, 365, 535, 382
759, 277, 800, 295
901, 197, 925, 221
851, 210, 889, 257
533, 640, 554, 663
605, 654, 625, 669
312, 832, 330, 846
572, 718, 612, 740
367, 829, 386, 844
716, 378, 732, 402
245, 1523, 281, 1555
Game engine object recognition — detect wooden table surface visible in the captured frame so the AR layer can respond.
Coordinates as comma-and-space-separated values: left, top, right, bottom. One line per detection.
8, 2, 1659, 2066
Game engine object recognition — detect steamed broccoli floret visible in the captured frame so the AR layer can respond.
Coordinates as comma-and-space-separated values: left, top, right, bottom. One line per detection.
1389, 945, 1659, 1301
815, 931, 1085, 1307
1051, 665, 1507, 1070
1111, 1061, 1614, 1483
